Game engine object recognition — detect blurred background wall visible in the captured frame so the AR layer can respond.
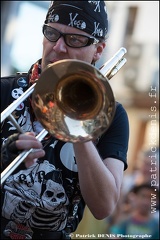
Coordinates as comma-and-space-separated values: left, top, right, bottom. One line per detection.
1, 0, 159, 237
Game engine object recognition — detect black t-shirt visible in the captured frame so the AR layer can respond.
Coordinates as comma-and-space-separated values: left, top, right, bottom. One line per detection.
1, 72, 129, 232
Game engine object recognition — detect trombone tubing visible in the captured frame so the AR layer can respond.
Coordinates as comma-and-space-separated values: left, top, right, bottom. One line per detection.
100, 47, 127, 78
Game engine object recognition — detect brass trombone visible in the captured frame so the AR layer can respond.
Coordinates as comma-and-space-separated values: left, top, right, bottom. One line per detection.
1, 47, 127, 184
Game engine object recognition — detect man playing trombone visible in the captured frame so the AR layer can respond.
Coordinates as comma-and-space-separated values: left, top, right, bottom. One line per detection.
1, 1, 129, 239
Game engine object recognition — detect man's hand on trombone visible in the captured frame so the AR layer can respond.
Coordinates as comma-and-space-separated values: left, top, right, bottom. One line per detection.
1, 132, 45, 169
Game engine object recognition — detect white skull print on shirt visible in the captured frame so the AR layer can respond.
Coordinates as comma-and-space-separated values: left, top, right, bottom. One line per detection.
2, 141, 81, 231
2, 160, 69, 231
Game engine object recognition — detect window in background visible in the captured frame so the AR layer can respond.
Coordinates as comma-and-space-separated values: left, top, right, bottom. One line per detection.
10, 1, 49, 72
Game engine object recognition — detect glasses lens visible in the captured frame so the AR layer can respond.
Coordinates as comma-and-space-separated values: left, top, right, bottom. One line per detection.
43, 25, 60, 42
65, 35, 91, 47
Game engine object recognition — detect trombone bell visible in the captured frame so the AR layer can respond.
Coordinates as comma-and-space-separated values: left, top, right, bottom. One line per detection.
32, 60, 115, 142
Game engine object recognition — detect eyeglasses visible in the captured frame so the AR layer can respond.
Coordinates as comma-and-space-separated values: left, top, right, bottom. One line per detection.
42, 24, 99, 48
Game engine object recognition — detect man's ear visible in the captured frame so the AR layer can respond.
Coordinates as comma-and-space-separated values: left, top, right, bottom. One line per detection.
93, 42, 106, 62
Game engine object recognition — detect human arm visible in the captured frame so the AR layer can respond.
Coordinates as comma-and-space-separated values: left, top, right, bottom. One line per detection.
73, 142, 124, 219
73, 103, 129, 219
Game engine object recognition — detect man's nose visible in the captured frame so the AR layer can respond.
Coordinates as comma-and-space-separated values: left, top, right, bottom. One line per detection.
52, 37, 67, 53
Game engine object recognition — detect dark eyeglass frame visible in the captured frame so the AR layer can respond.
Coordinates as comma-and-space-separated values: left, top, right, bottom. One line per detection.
42, 24, 100, 48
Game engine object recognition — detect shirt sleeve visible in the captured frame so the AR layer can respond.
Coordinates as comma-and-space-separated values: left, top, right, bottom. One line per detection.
96, 102, 129, 170
1, 77, 15, 112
